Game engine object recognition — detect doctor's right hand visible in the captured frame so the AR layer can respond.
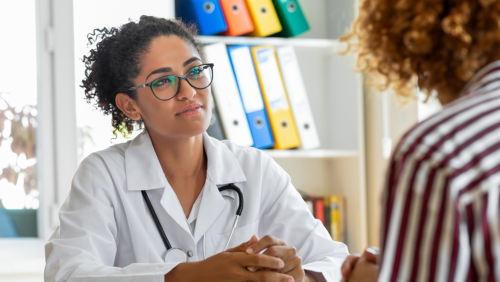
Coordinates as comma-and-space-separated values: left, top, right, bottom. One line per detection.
164, 249, 294, 282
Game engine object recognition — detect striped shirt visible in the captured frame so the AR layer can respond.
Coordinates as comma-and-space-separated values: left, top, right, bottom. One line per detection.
379, 60, 500, 282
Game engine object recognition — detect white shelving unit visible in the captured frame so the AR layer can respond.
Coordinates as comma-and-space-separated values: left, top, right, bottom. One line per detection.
263, 149, 357, 159
198, 0, 367, 254
200, 35, 342, 49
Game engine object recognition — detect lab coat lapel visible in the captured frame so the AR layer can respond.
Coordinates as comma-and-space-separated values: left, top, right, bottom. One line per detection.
125, 130, 165, 191
160, 182, 193, 236
193, 182, 226, 243
125, 131, 192, 238
192, 133, 247, 243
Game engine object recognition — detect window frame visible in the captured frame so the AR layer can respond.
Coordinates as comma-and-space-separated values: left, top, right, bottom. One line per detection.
0, 0, 77, 276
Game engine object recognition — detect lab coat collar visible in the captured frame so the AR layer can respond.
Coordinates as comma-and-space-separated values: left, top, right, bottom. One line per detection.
124, 131, 247, 191
125, 130, 166, 191
203, 132, 247, 186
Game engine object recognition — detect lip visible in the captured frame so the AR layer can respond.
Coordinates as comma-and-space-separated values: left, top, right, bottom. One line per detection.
176, 103, 202, 116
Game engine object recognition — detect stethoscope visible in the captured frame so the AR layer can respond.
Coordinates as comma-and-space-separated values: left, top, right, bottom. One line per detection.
141, 183, 244, 263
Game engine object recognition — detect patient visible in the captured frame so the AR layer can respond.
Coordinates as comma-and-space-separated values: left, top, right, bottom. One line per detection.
340, 0, 500, 281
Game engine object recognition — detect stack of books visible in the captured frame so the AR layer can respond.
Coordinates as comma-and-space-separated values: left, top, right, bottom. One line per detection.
302, 194, 345, 243
176, 0, 310, 37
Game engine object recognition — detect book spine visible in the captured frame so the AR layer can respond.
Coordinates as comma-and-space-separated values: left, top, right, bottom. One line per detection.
314, 199, 325, 226
330, 195, 341, 242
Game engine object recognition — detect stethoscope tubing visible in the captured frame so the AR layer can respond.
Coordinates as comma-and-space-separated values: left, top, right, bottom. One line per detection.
142, 184, 243, 262
141, 190, 172, 250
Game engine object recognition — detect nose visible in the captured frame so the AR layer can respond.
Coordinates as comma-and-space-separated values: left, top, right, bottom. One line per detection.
175, 77, 196, 101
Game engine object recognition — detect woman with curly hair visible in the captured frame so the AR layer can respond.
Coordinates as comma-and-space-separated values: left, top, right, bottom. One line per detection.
44, 16, 348, 282
340, 0, 500, 281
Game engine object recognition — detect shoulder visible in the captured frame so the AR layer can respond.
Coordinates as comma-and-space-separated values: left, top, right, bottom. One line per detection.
393, 90, 500, 164
81, 141, 129, 165
218, 138, 273, 167
74, 141, 131, 183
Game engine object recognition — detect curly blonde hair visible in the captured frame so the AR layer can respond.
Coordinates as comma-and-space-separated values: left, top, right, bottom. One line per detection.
341, 0, 500, 104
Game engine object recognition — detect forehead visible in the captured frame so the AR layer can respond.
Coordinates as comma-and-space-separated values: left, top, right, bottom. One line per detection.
141, 35, 200, 69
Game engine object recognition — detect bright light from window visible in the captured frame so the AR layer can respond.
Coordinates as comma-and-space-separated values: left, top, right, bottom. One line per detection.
0, 0, 38, 211
417, 91, 442, 122
73, 0, 174, 162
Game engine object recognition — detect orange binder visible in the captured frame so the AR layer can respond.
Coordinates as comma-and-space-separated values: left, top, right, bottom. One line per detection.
245, 0, 282, 37
220, 0, 254, 36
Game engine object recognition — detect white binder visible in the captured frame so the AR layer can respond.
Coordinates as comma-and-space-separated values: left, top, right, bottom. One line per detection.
204, 43, 254, 147
276, 46, 320, 150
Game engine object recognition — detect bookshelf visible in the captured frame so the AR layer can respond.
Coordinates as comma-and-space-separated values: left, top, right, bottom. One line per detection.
200, 36, 342, 49
263, 149, 357, 159
195, 0, 367, 253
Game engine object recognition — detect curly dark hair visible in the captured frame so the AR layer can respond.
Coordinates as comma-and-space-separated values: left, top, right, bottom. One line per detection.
81, 15, 205, 138
341, 0, 500, 105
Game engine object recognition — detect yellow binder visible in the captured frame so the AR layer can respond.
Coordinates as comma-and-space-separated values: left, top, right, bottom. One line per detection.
252, 46, 300, 149
245, 0, 282, 37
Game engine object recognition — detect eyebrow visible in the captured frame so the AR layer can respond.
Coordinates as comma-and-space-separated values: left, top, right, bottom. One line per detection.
145, 56, 202, 82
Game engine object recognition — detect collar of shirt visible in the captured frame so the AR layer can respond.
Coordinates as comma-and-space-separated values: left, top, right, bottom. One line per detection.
124, 131, 246, 239
123, 131, 247, 191
461, 60, 500, 96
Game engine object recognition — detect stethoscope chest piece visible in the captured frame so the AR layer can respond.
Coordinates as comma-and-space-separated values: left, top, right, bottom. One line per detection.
163, 248, 188, 263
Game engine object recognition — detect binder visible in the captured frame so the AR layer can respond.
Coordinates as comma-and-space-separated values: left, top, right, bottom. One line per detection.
206, 94, 226, 141
272, 0, 309, 37
276, 46, 320, 150
220, 0, 254, 36
228, 45, 274, 149
175, 0, 228, 35
251, 46, 300, 149
245, 0, 282, 37
204, 43, 254, 147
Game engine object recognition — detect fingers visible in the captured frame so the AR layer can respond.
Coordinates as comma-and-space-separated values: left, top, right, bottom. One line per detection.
262, 246, 297, 273
284, 258, 305, 281
246, 235, 286, 255
246, 269, 293, 282
239, 253, 286, 270
341, 254, 361, 279
362, 247, 380, 264
247, 234, 259, 248
282, 255, 302, 275
226, 234, 260, 253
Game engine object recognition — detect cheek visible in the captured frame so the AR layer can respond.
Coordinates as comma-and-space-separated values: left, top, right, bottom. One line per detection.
141, 90, 213, 136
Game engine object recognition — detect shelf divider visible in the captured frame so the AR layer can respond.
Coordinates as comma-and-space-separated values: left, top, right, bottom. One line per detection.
262, 149, 357, 159
199, 36, 342, 49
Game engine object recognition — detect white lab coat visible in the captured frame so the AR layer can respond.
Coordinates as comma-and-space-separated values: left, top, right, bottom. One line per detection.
45, 131, 349, 282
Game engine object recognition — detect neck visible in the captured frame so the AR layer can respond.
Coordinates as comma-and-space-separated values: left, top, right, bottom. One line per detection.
147, 129, 206, 181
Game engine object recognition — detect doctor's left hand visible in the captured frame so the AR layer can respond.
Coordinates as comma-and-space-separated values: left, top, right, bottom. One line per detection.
232, 235, 315, 282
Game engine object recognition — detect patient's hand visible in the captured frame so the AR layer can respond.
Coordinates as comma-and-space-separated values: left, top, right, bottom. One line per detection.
341, 247, 380, 282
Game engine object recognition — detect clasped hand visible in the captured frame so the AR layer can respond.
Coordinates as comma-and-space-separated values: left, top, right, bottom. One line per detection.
165, 234, 311, 282
226, 235, 311, 282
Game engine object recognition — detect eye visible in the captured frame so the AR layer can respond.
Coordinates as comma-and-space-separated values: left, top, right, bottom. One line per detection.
189, 65, 207, 80
152, 76, 175, 88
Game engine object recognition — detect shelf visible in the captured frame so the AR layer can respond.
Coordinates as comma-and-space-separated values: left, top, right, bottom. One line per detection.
262, 149, 357, 159
199, 36, 343, 49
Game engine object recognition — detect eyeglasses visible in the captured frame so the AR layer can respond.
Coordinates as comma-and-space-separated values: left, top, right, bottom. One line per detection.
128, 63, 214, 101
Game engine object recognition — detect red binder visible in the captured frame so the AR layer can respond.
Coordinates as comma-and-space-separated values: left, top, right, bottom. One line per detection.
220, 0, 254, 36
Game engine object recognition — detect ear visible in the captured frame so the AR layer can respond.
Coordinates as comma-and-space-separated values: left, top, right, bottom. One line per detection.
115, 93, 142, 121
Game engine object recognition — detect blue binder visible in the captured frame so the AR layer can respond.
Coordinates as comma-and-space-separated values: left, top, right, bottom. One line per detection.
228, 45, 274, 149
175, 0, 228, 35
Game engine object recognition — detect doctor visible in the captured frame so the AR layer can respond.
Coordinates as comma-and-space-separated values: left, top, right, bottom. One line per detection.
44, 15, 349, 282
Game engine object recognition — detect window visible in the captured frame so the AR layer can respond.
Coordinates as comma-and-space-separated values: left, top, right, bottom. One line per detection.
0, 0, 38, 238
73, 0, 174, 161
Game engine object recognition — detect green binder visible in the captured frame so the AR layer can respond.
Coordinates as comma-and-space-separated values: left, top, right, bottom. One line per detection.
272, 0, 310, 37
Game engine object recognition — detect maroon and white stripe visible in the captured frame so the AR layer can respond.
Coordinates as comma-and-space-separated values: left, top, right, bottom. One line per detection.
378, 60, 500, 282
